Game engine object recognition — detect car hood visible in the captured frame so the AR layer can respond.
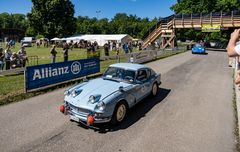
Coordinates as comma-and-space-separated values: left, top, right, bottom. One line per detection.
65, 78, 131, 108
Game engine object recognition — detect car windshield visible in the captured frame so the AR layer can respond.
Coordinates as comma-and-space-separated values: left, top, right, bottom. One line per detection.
103, 67, 136, 83
195, 44, 202, 47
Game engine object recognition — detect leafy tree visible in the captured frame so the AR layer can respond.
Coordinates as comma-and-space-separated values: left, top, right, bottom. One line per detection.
0, 13, 28, 30
27, 0, 76, 38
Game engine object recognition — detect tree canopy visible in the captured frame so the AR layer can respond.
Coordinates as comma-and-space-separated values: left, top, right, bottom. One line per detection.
27, 0, 76, 38
0, 13, 28, 30
171, 0, 240, 14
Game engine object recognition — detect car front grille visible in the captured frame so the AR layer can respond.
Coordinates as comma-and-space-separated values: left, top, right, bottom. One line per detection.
67, 102, 91, 116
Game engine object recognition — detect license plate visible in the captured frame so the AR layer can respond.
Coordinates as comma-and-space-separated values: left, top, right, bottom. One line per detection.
70, 115, 80, 122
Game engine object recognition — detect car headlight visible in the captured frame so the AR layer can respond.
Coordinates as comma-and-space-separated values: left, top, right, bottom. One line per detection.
88, 95, 101, 104
71, 90, 78, 97
64, 90, 70, 96
89, 95, 96, 103
97, 101, 106, 111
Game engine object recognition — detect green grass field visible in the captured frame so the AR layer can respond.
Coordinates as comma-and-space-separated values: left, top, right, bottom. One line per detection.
0, 43, 186, 105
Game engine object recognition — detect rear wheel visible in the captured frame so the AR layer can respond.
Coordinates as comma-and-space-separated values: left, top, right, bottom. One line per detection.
111, 101, 128, 125
151, 82, 158, 96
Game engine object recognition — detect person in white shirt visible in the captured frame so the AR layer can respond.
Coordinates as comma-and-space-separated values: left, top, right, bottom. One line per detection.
227, 29, 240, 85
227, 29, 240, 57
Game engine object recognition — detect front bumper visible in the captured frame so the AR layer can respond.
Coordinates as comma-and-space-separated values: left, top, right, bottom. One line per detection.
192, 49, 205, 53
65, 103, 111, 124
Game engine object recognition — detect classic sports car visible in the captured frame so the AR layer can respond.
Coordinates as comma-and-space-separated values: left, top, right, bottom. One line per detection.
192, 43, 206, 54
60, 63, 161, 125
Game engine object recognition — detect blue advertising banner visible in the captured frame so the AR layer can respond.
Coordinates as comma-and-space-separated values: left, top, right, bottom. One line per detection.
25, 58, 100, 91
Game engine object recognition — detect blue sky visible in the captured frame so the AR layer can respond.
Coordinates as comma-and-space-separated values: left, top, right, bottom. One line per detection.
0, 0, 177, 20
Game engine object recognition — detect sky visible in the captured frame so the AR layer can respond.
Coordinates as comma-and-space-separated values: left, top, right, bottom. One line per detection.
0, 0, 177, 20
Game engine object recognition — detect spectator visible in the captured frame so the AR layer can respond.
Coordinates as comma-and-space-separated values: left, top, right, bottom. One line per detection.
36, 39, 41, 48
17, 45, 28, 67
123, 42, 129, 54
116, 42, 120, 55
0, 48, 4, 71
128, 42, 133, 53
10, 52, 20, 69
50, 45, 57, 63
62, 43, 69, 62
138, 42, 142, 50
104, 43, 109, 57
227, 29, 240, 57
4, 45, 12, 70
227, 29, 240, 85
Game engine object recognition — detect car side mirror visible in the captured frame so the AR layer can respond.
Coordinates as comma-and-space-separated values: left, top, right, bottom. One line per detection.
83, 77, 88, 82
135, 80, 143, 84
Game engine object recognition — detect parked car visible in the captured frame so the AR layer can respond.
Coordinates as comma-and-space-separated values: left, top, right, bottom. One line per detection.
60, 63, 161, 125
192, 43, 206, 54
21, 37, 35, 47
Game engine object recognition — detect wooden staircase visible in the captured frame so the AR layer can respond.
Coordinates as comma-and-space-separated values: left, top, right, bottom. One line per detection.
142, 18, 175, 49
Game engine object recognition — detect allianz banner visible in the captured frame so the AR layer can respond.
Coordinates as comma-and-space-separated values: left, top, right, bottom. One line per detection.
25, 58, 100, 91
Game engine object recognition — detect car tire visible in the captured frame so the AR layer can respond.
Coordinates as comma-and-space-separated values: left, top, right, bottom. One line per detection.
151, 82, 159, 97
111, 101, 128, 125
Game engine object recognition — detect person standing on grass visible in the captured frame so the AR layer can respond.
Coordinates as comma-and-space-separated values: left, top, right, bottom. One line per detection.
104, 43, 109, 58
62, 43, 69, 62
4, 45, 12, 70
0, 48, 4, 71
50, 45, 57, 63
123, 42, 129, 54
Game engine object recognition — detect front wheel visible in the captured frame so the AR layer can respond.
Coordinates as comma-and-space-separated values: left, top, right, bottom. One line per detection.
111, 101, 128, 125
151, 82, 159, 96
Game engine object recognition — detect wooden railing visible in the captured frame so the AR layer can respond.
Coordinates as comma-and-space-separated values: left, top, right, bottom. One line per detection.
142, 11, 240, 49
173, 11, 240, 28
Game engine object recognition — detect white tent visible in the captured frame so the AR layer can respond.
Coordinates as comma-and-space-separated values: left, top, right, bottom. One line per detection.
51, 37, 61, 41
66, 34, 133, 46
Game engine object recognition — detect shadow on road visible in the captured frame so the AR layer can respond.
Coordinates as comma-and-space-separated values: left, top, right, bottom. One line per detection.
77, 87, 171, 133
192, 52, 208, 55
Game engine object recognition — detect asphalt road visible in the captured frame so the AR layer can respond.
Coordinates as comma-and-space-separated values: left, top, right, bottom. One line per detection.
0, 51, 235, 152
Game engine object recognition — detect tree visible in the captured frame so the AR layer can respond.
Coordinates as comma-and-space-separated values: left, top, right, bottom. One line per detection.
27, 0, 76, 38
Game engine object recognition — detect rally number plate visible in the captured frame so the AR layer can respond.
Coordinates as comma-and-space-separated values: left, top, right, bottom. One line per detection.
70, 115, 80, 122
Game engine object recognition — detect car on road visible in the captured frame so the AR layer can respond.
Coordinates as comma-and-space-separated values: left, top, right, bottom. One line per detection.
192, 43, 206, 54
60, 63, 161, 125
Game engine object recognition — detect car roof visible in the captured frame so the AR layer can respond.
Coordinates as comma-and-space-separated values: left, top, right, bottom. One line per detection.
109, 63, 149, 71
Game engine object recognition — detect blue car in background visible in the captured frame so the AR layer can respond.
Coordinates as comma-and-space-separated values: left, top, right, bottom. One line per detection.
192, 43, 206, 54
60, 63, 161, 126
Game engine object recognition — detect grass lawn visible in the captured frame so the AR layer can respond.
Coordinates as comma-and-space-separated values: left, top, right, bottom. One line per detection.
0, 43, 186, 105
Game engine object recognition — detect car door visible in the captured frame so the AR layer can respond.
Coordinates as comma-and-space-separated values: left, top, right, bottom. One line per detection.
134, 69, 151, 102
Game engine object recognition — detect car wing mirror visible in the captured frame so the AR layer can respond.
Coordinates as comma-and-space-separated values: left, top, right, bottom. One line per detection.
135, 80, 143, 84
83, 76, 89, 82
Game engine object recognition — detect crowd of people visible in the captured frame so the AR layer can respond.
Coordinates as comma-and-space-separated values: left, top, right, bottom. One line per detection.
0, 39, 144, 71
0, 44, 28, 71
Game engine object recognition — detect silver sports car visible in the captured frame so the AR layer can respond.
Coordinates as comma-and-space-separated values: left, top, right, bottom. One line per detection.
60, 63, 161, 125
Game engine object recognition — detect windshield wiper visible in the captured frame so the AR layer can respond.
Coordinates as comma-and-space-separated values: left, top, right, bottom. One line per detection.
103, 77, 120, 82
